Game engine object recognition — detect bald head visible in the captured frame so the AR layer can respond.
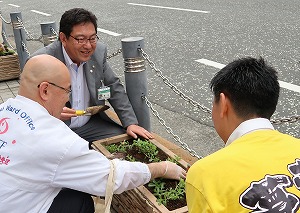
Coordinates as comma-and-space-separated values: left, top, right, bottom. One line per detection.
19, 55, 70, 99
19, 55, 71, 118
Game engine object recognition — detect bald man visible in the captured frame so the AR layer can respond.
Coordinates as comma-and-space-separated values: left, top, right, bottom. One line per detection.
0, 55, 186, 213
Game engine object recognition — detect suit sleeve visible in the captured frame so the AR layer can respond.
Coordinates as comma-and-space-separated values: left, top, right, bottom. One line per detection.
96, 44, 138, 128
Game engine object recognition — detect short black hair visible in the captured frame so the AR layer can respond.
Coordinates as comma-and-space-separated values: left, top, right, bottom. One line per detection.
59, 8, 97, 39
210, 57, 280, 119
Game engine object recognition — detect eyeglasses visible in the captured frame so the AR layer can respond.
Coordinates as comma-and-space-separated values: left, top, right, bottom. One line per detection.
69, 34, 99, 44
38, 82, 72, 94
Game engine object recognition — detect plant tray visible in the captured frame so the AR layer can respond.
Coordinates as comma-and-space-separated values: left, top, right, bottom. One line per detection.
0, 54, 21, 81
92, 134, 190, 213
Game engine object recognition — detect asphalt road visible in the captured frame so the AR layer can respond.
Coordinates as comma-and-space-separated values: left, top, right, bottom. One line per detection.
1, 0, 299, 157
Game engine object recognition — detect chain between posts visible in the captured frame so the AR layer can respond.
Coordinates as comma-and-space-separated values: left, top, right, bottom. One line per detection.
270, 116, 300, 125
107, 48, 122, 60
0, 11, 11, 24
1, 30, 15, 50
16, 16, 43, 43
21, 41, 30, 56
139, 48, 300, 125
0, 12, 15, 49
143, 96, 202, 159
50, 27, 58, 37
139, 48, 212, 114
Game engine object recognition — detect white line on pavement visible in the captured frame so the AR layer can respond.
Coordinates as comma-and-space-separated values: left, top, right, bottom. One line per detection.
30, 10, 51, 16
195, 58, 300, 93
196, 58, 225, 69
97, 28, 121, 37
8, 4, 20, 7
127, 3, 210, 13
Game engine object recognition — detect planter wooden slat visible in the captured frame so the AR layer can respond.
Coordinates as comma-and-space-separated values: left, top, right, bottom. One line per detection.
0, 55, 21, 81
92, 134, 189, 213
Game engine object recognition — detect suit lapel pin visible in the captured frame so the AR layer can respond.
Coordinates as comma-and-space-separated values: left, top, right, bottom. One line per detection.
90, 65, 95, 73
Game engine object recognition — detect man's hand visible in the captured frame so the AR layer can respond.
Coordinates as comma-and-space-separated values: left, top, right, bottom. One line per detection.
60, 107, 77, 121
126, 124, 154, 139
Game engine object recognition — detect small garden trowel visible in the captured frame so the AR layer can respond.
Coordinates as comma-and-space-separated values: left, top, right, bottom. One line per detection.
76, 105, 110, 116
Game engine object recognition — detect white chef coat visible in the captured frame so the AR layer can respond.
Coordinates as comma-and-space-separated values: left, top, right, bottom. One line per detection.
0, 95, 151, 212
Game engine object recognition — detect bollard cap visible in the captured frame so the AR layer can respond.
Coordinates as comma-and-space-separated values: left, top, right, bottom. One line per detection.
121, 37, 144, 59
121, 37, 144, 42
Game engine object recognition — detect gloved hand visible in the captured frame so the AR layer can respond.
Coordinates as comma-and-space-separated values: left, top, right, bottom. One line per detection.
162, 161, 186, 180
148, 161, 187, 180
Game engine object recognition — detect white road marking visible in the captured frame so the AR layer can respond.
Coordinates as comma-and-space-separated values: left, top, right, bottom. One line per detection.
127, 3, 210, 13
8, 4, 20, 7
195, 58, 300, 93
30, 10, 51, 16
195, 58, 225, 69
97, 28, 121, 37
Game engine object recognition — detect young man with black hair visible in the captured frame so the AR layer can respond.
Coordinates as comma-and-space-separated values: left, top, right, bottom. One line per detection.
186, 57, 300, 212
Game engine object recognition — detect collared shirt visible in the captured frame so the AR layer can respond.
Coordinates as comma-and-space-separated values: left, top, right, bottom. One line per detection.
226, 118, 274, 146
62, 47, 90, 128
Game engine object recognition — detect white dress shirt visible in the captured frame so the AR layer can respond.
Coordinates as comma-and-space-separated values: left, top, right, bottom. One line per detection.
226, 118, 275, 146
62, 46, 90, 128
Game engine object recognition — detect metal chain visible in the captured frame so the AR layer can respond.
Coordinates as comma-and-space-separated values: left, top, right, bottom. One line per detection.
1, 31, 15, 50
50, 27, 58, 37
16, 16, 43, 43
143, 96, 202, 159
0, 11, 15, 49
16, 16, 33, 40
107, 48, 122, 60
139, 48, 212, 114
27, 35, 43, 42
139, 48, 300, 125
270, 115, 300, 125
0, 12, 11, 24
21, 41, 30, 56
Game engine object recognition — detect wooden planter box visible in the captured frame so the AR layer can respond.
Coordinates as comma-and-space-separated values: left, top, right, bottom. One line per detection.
0, 54, 21, 81
92, 133, 197, 213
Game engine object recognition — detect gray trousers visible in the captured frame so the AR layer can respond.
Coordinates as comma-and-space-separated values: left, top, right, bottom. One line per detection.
71, 113, 126, 148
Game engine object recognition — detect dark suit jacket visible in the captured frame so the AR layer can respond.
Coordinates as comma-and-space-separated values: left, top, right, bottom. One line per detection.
31, 40, 138, 128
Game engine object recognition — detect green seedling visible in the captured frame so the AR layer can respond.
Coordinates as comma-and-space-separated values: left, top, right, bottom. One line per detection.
166, 155, 181, 165
148, 178, 186, 206
106, 138, 186, 209
105, 140, 130, 153
131, 138, 160, 162
125, 155, 136, 162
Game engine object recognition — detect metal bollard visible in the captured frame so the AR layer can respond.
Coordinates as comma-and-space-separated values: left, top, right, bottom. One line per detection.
40, 22, 58, 46
0, 20, 3, 43
121, 37, 151, 131
1, 17, 13, 49
10, 12, 29, 70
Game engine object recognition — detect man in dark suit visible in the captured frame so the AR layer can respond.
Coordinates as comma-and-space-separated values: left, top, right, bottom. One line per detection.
31, 8, 153, 147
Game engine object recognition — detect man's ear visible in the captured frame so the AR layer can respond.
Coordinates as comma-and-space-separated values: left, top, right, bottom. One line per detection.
38, 82, 49, 101
219, 93, 229, 118
59, 32, 67, 45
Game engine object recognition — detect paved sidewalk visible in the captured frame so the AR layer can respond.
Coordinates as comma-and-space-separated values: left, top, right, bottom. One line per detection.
0, 79, 20, 104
